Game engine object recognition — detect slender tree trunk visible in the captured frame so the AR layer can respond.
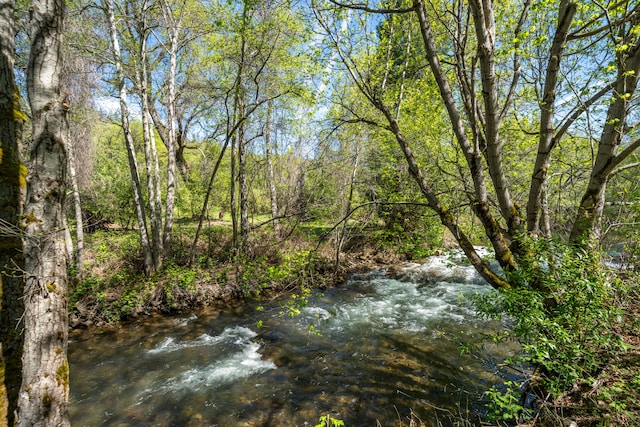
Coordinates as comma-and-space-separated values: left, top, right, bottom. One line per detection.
541, 182, 551, 238
150, 114, 163, 267
230, 122, 238, 249
103, 0, 153, 274
265, 99, 280, 238
334, 143, 360, 279
141, 105, 163, 270
526, 0, 577, 235
66, 125, 84, 277
138, 20, 163, 271
0, 1, 25, 423
230, 37, 247, 252
189, 136, 231, 265
16, 0, 70, 424
238, 100, 249, 254
160, 0, 182, 250
63, 216, 73, 264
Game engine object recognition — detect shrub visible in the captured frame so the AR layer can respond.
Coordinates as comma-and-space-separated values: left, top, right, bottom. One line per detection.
473, 239, 626, 421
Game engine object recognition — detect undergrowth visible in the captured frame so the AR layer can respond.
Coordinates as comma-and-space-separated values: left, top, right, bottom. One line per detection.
473, 239, 638, 425
71, 228, 334, 327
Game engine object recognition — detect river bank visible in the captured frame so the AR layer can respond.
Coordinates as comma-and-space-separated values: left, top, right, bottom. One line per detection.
70, 227, 404, 329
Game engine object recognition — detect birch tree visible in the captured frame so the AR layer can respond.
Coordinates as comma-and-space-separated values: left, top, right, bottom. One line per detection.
133, 1, 164, 270
102, 0, 155, 273
159, 0, 182, 248
98, 0, 202, 273
264, 98, 281, 238
16, 0, 70, 423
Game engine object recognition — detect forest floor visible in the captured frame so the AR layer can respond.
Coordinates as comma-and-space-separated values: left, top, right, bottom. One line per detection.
71, 227, 640, 427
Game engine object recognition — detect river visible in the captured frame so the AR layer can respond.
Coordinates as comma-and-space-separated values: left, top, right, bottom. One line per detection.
68, 251, 514, 426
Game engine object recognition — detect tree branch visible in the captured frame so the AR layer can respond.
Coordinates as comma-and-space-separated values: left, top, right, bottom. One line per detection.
328, 0, 415, 14
568, 2, 640, 41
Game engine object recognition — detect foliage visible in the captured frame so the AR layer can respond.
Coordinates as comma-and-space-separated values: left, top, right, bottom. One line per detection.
483, 381, 532, 423
474, 239, 627, 420
86, 123, 138, 227
239, 249, 326, 296
373, 207, 442, 259
315, 414, 345, 427
70, 231, 193, 323
162, 260, 201, 309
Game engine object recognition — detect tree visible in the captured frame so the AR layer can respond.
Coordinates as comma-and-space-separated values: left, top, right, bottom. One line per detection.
133, 0, 165, 271
101, 0, 156, 274
316, 0, 640, 289
158, 0, 182, 249
264, 98, 281, 237
96, 0, 210, 273
0, 0, 25, 423
16, 0, 70, 424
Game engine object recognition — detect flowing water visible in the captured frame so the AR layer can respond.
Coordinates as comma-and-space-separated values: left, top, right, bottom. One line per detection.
68, 252, 515, 426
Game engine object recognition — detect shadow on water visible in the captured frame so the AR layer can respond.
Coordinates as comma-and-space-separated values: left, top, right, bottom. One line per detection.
252, 330, 504, 425
68, 258, 514, 426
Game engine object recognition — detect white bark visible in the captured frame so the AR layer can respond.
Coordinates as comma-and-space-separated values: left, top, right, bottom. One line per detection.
265, 99, 280, 238
103, 0, 153, 273
17, 0, 70, 424
66, 125, 84, 277
160, 0, 182, 249
137, 10, 163, 271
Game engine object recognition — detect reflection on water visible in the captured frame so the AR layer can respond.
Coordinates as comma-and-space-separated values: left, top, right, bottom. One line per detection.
68, 253, 513, 426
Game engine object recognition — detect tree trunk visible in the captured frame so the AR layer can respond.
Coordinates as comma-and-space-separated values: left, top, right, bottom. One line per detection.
16, 0, 70, 424
540, 182, 551, 238
230, 31, 247, 252
141, 104, 163, 270
526, 0, 577, 235
570, 42, 640, 242
160, 0, 182, 250
0, 1, 25, 423
230, 122, 238, 249
189, 135, 231, 265
334, 142, 360, 279
103, 0, 153, 274
265, 99, 280, 238
468, 0, 522, 235
238, 102, 249, 253
66, 124, 84, 277
138, 18, 163, 271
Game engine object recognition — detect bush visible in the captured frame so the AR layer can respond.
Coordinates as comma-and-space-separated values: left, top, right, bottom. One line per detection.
473, 239, 626, 421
